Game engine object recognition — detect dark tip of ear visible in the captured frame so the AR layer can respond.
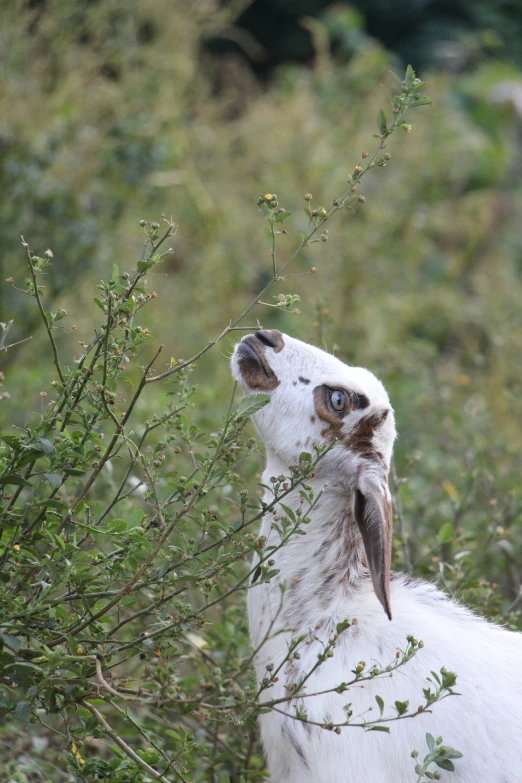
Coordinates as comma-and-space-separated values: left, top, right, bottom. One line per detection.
379, 585, 392, 621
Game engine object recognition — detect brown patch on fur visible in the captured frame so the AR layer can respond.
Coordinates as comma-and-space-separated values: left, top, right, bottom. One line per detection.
310, 415, 316, 424
299, 376, 310, 385
237, 335, 280, 391
346, 412, 389, 460
255, 328, 285, 352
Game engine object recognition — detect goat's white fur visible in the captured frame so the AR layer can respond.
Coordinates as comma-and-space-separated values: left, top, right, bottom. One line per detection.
231, 330, 522, 783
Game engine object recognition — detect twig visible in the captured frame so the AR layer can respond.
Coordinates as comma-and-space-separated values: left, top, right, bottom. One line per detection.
80, 700, 175, 783
0, 320, 13, 350
21, 238, 65, 384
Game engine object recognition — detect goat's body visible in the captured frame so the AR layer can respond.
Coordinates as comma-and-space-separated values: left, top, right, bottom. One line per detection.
249, 474, 522, 783
233, 331, 522, 782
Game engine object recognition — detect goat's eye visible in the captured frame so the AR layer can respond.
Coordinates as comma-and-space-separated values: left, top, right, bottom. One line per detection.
330, 389, 346, 412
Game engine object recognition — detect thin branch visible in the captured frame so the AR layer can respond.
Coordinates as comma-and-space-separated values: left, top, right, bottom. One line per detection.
21, 238, 65, 384
80, 700, 175, 783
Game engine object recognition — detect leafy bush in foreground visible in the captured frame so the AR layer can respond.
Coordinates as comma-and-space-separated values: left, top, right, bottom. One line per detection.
0, 70, 465, 782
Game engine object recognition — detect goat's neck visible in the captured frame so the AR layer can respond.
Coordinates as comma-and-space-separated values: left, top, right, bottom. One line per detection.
261, 456, 367, 616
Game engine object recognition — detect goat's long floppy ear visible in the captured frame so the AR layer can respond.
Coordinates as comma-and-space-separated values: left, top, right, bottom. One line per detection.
353, 472, 393, 620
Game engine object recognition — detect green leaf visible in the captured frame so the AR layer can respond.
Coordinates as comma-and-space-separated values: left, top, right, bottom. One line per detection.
405, 64, 415, 88
274, 210, 292, 223
127, 509, 144, 529
436, 759, 455, 772
1, 433, 22, 449
107, 519, 127, 534
0, 631, 21, 652
219, 775, 231, 783
237, 393, 271, 419
377, 108, 387, 136
137, 259, 153, 273
368, 725, 390, 732
437, 522, 454, 544
36, 437, 54, 456
395, 699, 409, 716
93, 297, 106, 311
409, 97, 433, 108
445, 748, 463, 759
426, 733, 435, 752
0, 474, 31, 486
375, 695, 384, 717
14, 700, 31, 724
44, 473, 63, 489
5, 661, 42, 673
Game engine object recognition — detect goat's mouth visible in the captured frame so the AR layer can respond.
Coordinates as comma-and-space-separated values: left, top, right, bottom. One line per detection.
235, 335, 280, 392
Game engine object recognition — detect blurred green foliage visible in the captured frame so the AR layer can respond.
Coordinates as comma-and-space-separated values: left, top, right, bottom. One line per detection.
1, 0, 522, 780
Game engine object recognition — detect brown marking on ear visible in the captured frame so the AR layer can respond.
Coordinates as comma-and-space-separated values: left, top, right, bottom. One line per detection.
237, 336, 280, 391
298, 376, 310, 385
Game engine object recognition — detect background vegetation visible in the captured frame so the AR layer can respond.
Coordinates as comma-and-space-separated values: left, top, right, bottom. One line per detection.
1, 1, 522, 781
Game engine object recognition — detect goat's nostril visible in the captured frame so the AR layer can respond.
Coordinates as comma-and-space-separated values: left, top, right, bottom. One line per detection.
255, 329, 285, 352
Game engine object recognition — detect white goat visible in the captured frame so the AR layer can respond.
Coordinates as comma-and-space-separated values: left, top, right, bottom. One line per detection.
231, 329, 522, 783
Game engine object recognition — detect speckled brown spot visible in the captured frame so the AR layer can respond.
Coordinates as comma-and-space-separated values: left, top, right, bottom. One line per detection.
310, 415, 316, 424
299, 376, 310, 385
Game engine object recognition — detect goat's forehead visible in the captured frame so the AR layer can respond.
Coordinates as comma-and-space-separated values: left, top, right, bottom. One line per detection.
274, 335, 389, 401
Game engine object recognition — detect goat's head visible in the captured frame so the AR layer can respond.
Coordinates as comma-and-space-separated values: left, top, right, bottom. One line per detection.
231, 329, 397, 619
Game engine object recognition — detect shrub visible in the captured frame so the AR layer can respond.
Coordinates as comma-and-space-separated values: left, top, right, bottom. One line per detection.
0, 68, 481, 783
